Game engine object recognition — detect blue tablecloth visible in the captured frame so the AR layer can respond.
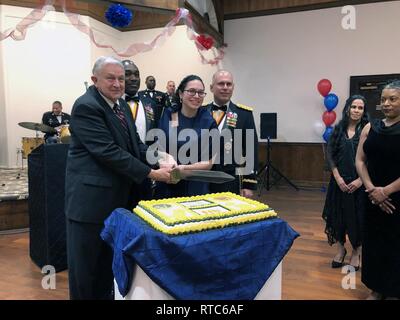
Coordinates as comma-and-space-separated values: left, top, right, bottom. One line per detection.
101, 208, 299, 300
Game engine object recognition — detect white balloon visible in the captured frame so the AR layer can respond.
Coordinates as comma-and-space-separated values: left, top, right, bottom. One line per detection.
313, 120, 325, 137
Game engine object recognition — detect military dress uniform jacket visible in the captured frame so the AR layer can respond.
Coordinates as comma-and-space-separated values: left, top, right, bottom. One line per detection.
42, 111, 71, 139
164, 93, 179, 112
125, 94, 161, 200
206, 102, 259, 193
125, 95, 163, 137
138, 89, 166, 122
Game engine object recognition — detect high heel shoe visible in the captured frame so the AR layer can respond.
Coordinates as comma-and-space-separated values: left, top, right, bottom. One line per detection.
349, 252, 361, 271
331, 248, 347, 268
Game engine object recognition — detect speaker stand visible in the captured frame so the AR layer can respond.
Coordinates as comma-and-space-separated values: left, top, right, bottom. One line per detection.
257, 137, 299, 195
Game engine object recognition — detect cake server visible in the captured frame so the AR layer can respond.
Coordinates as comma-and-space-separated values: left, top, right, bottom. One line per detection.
170, 168, 235, 184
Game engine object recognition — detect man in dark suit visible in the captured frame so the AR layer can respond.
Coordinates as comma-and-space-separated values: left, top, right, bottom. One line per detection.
138, 75, 166, 121
206, 70, 259, 198
65, 56, 173, 300
41, 101, 71, 143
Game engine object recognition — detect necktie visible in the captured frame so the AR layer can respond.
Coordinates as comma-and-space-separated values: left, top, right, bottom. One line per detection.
129, 101, 139, 120
113, 104, 129, 136
212, 104, 227, 112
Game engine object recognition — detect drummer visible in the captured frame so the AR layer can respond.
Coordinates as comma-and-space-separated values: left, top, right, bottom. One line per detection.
42, 101, 71, 143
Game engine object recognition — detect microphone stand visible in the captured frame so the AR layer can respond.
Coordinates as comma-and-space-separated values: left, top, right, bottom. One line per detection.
258, 136, 299, 195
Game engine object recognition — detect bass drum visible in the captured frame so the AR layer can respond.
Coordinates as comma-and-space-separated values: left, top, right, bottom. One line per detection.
59, 125, 71, 144
21, 137, 44, 158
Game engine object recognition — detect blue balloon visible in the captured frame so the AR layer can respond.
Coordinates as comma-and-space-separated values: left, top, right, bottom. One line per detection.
324, 93, 339, 111
323, 126, 334, 142
105, 4, 133, 28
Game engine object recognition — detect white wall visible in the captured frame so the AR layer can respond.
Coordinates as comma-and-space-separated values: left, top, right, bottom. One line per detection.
0, 5, 217, 167
0, 5, 8, 166
223, 1, 400, 142
0, 5, 92, 167
88, 16, 122, 72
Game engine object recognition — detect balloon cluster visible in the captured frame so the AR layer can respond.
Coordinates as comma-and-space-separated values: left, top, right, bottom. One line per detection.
317, 79, 338, 142
105, 4, 133, 28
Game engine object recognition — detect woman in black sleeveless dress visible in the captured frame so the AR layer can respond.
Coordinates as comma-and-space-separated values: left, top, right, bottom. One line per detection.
356, 80, 400, 300
322, 95, 368, 270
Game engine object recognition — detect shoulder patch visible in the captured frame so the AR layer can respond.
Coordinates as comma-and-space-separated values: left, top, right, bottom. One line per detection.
237, 104, 253, 111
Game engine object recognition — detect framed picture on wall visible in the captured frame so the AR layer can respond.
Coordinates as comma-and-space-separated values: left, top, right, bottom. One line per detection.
350, 73, 400, 120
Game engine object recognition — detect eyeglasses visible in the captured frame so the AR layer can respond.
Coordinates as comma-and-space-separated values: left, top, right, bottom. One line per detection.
184, 89, 207, 98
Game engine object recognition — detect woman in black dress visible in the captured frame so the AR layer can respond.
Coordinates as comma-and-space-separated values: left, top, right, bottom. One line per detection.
322, 95, 368, 270
356, 80, 400, 300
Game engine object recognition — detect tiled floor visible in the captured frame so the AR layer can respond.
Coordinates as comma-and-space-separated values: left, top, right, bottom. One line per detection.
0, 168, 28, 201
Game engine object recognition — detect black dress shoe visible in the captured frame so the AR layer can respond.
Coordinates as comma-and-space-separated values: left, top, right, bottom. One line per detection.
349, 253, 361, 271
331, 249, 347, 268
351, 265, 360, 271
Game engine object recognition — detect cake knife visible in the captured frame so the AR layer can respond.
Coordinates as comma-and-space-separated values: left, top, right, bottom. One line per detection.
170, 168, 235, 184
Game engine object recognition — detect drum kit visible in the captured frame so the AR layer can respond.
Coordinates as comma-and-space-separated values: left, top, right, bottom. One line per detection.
18, 122, 71, 158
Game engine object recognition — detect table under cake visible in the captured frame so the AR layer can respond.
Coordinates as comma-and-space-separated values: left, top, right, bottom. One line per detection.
101, 204, 298, 300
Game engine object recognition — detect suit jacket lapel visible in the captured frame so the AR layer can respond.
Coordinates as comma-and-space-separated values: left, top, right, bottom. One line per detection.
103, 101, 128, 143
91, 86, 137, 154
93, 87, 125, 137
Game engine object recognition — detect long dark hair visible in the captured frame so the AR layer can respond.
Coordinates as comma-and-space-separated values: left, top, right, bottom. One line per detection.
329, 94, 369, 166
173, 75, 205, 111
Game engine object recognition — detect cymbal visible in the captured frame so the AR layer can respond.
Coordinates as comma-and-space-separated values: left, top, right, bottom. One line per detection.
18, 122, 56, 133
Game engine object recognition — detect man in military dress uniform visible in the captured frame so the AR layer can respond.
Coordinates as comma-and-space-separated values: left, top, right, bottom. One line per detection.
138, 75, 166, 122
41, 100, 71, 143
163, 80, 179, 112
122, 60, 161, 200
206, 70, 258, 198
122, 61, 165, 144
165, 80, 175, 99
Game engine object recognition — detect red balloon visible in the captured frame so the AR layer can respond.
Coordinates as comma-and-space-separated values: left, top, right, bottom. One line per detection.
322, 111, 336, 126
317, 79, 332, 97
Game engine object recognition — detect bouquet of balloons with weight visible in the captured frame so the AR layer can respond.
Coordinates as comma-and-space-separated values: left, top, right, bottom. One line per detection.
316, 79, 338, 142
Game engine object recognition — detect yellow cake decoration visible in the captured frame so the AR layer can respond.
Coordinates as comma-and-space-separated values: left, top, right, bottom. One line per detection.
133, 192, 278, 235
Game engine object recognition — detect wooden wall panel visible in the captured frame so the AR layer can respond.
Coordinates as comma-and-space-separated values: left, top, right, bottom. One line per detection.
223, 0, 389, 19
224, 0, 336, 14
258, 142, 330, 188
116, 0, 180, 12
0, 200, 28, 231
0, 0, 176, 31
